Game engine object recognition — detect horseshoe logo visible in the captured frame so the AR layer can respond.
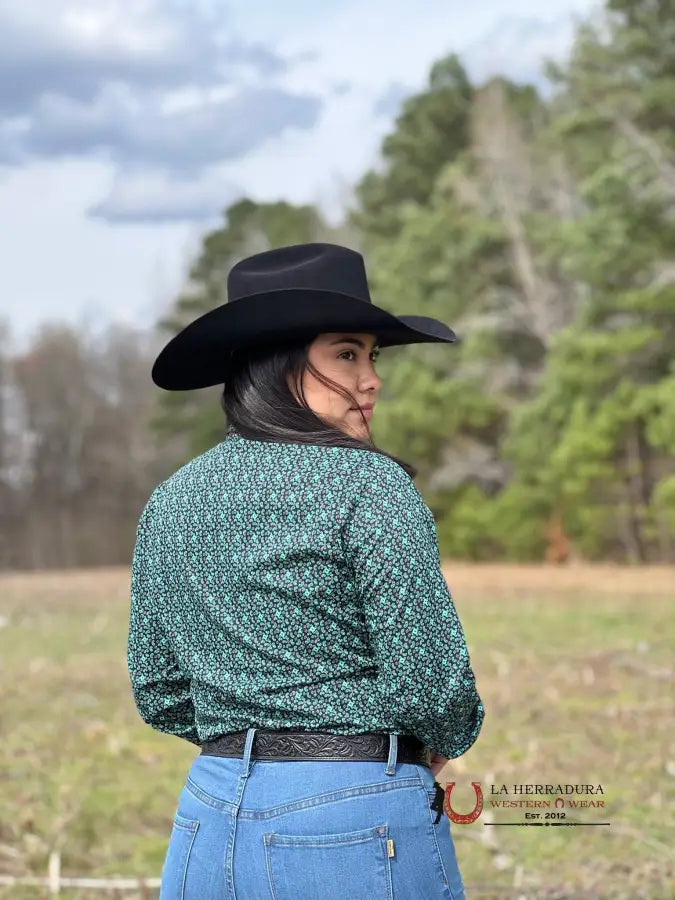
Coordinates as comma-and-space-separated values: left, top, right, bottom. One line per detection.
443, 782, 483, 824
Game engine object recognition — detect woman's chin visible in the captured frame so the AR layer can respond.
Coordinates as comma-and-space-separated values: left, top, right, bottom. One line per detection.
343, 419, 370, 439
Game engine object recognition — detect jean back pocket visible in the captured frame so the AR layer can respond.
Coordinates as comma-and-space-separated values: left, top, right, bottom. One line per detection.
263, 822, 393, 900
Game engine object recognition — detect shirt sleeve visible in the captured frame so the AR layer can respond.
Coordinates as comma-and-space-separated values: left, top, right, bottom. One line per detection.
343, 453, 485, 759
127, 487, 201, 746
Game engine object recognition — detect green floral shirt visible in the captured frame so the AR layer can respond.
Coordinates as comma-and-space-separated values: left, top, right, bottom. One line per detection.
127, 430, 485, 758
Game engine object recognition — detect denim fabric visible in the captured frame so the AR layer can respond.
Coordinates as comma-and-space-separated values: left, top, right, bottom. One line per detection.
160, 729, 465, 900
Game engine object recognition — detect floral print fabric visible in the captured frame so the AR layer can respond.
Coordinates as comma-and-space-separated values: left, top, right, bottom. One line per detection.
127, 430, 485, 758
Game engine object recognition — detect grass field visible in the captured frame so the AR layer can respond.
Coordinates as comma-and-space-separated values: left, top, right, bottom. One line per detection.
1, 564, 673, 899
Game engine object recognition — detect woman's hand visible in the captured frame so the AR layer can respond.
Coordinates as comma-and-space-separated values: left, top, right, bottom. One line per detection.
429, 752, 448, 779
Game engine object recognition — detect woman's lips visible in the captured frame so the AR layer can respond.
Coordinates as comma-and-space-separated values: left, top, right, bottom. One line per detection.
351, 407, 373, 420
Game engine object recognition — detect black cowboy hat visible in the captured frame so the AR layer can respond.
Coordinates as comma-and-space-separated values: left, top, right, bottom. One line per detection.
152, 242, 458, 390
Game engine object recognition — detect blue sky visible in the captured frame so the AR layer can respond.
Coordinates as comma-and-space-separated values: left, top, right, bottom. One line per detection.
0, 0, 600, 352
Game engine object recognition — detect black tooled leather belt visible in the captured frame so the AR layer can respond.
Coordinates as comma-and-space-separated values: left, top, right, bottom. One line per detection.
200, 730, 432, 768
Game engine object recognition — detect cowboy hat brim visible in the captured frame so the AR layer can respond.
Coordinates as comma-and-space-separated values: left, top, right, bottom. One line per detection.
152, 288, 457, 390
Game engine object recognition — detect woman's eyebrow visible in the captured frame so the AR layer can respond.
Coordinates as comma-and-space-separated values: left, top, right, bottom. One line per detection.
328, 337, 379, 350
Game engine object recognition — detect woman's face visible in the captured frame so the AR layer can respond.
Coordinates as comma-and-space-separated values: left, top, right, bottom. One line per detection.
291, 332, 382, 438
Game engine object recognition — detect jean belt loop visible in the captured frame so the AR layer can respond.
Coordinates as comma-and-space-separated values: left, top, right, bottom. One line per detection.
385, 732, 398, 776
241, 727, 257, 777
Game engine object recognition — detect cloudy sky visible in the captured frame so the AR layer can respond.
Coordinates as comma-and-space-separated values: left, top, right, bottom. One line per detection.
0, 0, 601, 353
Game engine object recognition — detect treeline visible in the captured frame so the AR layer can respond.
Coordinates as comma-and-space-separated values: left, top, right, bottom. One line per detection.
0, 320, 193, 569
2, 0, 674, 567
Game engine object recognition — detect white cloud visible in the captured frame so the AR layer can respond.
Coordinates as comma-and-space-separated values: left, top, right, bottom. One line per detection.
0, 1, 230, 112
4, 84, 323, 174
89, 168, 243, 223
461, 13, 586, 90
264, 0, 596, 95
0, 0, 317, 213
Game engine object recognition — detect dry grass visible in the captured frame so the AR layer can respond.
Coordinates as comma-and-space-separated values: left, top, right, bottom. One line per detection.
439, 562, 675, 595
0, 564, 674, 899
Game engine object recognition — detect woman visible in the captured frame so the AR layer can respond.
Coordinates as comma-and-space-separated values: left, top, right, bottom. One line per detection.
127, 243, 485, 899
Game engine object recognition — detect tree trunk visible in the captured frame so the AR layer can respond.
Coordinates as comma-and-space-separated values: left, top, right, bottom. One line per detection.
623, 424, 647, 562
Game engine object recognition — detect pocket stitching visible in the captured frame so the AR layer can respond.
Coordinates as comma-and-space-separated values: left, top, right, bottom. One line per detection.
170, 814, 199, 900
174, 812, 199, 832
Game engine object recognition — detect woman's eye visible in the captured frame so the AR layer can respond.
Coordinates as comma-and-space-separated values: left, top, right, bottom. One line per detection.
340, 350, 379, 362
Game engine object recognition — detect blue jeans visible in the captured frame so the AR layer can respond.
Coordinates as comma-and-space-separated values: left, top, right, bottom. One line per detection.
159, 728, 466, 899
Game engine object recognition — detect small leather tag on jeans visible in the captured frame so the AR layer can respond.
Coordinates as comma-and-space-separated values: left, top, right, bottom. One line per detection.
387, 838, 395, 858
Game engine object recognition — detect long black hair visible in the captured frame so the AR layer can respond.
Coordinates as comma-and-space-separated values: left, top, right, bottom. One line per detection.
219, 335, 417, 478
